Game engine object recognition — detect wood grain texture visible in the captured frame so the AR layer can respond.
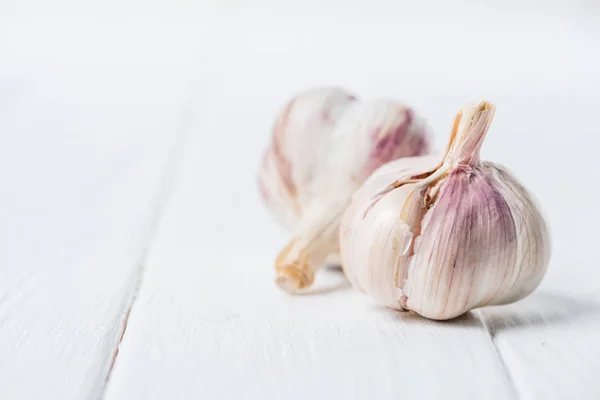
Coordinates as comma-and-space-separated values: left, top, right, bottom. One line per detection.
0, 13, 205, 400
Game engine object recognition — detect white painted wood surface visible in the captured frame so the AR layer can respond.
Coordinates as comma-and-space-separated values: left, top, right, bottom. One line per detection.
2, 3, 600, 400
0, 11, 209, 400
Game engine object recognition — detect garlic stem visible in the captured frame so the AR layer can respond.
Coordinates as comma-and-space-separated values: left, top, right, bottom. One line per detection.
275, 207, 344, 293
447, 101, 496, 166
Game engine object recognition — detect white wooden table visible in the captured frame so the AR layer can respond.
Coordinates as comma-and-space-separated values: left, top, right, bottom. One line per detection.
1, 3, 599, 399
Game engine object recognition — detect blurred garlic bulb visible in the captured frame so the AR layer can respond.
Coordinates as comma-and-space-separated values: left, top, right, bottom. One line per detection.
340, 101, 550, 320
258, 87, 430, 293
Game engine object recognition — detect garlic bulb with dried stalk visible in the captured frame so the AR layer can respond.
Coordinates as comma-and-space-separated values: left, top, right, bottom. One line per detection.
340, 101, 550, 320
258, 87, 430, 293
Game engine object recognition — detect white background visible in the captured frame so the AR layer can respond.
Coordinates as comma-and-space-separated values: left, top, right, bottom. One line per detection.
1, 1, 600, 399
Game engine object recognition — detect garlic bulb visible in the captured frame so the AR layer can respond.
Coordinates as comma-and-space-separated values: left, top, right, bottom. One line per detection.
258, 87, 430, 293
340, 101, 550, 320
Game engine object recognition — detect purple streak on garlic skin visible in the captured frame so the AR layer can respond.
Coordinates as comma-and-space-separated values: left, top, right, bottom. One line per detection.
257, 167, 271, 204
482, 162, 551, 304
371, 110, 413, 164
404, 166, 518, 320
270, 100, 297, 200
258, 88, 357, 230
360, 109, 430, 181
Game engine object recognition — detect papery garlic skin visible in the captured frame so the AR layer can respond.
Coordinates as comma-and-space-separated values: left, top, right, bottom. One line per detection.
340, 101, 550, 320
259, 88, 356, 231
258, 87, 430, 292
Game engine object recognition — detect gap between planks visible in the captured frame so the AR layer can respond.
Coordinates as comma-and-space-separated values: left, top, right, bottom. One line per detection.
99, 90, 199, 399
99, 29, 241, 400
478, 311, 520, 400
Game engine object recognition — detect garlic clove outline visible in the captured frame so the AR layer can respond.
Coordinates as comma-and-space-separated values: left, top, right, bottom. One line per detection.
339, 101, 551, 320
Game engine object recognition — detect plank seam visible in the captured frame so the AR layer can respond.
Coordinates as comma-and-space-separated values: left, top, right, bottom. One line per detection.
478, 311, 521, 400
98, 91, 198, 400
97, 29, 250, 399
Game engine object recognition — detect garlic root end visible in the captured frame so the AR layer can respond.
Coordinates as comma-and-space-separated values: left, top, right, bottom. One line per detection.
274, 238, 319, 294
275, 265, 314, 293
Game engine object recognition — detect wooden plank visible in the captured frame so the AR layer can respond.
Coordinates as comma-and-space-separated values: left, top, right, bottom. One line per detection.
0, 13, 207, 400
481, 291, 600, 400
102, 151, 517, 399
102, 32, 517, 399
105, 264, 516, 399
104, 6, 600, 399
